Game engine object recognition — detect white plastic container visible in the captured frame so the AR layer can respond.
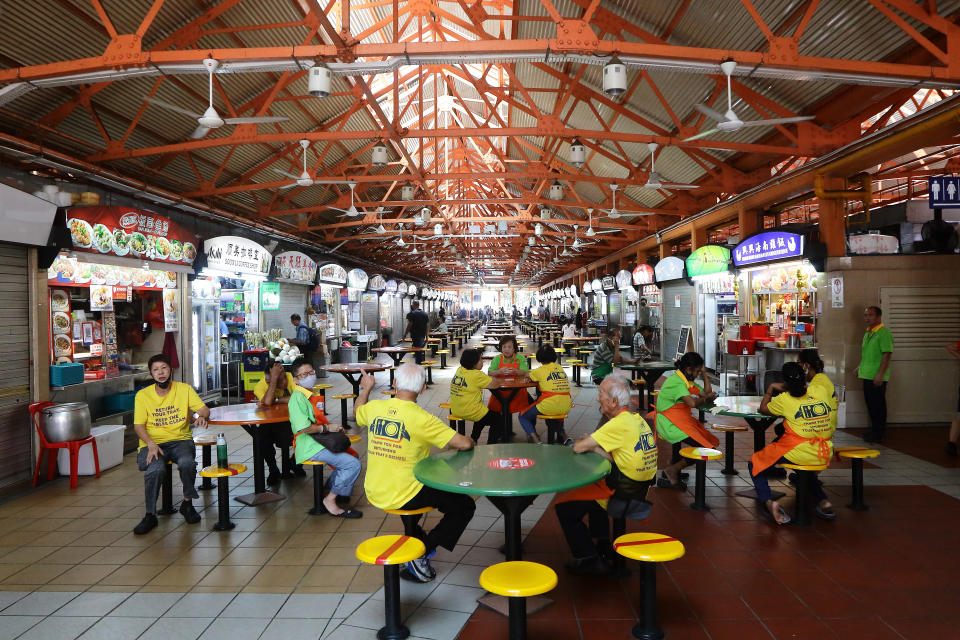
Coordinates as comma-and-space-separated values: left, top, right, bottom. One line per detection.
58, 424, 126, 476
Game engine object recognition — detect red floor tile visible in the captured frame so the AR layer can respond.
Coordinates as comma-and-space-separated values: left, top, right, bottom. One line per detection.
741, 592, 813, 619
684, 592, 755, 620
701, 619, 775, 640
846, 426, 959, 468
762, 617, 839, 639
881, 616, 956, 640
825, 617, 905, 640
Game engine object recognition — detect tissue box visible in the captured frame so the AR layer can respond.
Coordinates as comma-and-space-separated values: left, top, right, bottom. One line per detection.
50, 363, 84, 387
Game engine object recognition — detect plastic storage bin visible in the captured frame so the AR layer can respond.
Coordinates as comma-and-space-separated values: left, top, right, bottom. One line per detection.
50, 363, 84, 387
103, 390, 137, 413
340, 345, 358, 363
58, 424, 125, 475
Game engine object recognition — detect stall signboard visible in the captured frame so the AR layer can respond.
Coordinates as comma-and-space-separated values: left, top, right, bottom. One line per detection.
90, 284, 113, 311
601, 276, 616, 291
642, 284, 660, 296
163, 289, 179, 331
204, 236, 271, 276
369, 275, 387, 292
274, 251, 317, 283
317, 263, 348, 285
66, 206, 199, 265
48, 255, 178, 290
408, 284, 418, 296
583, 280, 593, 293
385, 279, 398, 293
568, 284, 578, 296
615, 270, 632, 290
347, 268, 369, 290
591, 278, 603, 292
654, 256, 685, 282
686, 245, 731, 277
632, 264, 655, 285
261, 282, 280, 310
732, 231, 803, 267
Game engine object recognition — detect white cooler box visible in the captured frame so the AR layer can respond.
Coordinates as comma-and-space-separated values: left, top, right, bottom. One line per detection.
59, 424, 126, 476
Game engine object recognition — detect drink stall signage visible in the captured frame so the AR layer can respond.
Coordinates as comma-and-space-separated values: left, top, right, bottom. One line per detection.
568, 284, 578, 296
591, 278, 603, 292
733, 231, 803, 266
369, 274, 387, 292
204, 236, 271, 276
347, 268, 369, 290
615, 270, 633, 290
407, 284, 418, 296
601, 275, 616, 291
66, 206, 199, 265
583, 280, 593, 293
632, 264, 655, 285
654, 256, 685, 282
274, 251, 317, 283
685, 245, 731, 277
317, 263, 348, 285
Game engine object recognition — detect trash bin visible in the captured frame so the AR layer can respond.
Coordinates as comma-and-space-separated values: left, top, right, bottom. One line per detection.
340, 345, 358, 363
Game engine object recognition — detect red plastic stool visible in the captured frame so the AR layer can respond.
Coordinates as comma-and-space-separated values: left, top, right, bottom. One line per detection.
29, 402, 100, 490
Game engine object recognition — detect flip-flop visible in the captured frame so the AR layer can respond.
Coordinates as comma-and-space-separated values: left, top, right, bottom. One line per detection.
330, 509, 363, 519
815, 504, 836, 521
773, 505, 792, 526
656, 471, 687, 491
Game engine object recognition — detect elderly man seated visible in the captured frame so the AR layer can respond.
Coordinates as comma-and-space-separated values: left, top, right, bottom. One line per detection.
355, 363, 476, 583
553, 374, 658, 574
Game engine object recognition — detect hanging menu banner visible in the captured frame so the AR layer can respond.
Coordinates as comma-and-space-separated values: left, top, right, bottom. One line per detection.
407, 284, 418, 296
317, 263, 347, 285
369, 275, 387, 292
163, 289, 179, 332
347, 268, 369, 290
732, 231, 804, 267
654, 256, 685, 282
583, 281, 593, 293
685, 245, 731, 277
385, 279, 398, 293
204, 236, 271, 276
66, 206, 198, 265
274, 251, 317, 284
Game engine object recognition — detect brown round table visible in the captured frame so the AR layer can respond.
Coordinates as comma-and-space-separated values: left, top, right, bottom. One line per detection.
371, 346, 425, 368
208, 403, 290, 506
489, 373, 538, 441
321, 362, 390, 399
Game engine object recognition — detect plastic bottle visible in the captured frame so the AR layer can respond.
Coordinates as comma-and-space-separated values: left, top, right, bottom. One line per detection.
216, 433, 228, 468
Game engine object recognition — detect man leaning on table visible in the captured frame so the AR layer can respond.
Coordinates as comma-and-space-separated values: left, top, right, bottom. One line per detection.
355, 363, 476, 583
133, 354, 210, 535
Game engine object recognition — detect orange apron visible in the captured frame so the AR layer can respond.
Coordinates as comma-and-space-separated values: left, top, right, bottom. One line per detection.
645, 376, 719, 449
749, 423, 830, 475
554, 480, 614, 505
293, 395, 359, 460
488, 358, 529, 413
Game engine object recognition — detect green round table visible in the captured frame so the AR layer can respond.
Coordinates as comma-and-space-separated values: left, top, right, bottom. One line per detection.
617, 360, 676, 410
414, 443, 611, 561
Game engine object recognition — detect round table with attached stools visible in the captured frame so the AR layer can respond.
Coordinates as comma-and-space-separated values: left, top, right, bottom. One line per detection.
835, 447, 880, 511
776, 461, 828, 525
535, 413, 568, 444
621, 361, 676, 411
679, 447, 723, 511
356, 535, 426, 640
480, 561, 557, 640
302, 434, 362, 516
208, 403, 291, 506
321, 362, 390, 403
193, 433, 218, 491
372, 346, 426, 369
614, 532, 685, 640
489, 374, 538, 442
710, 424, 749, 475
199, 463, 248, 530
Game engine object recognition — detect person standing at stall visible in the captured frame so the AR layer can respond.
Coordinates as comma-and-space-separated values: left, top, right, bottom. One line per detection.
946, 341, 960, 456
403, 301, 430, 364
290, 313, 320, 370
637, 298, 651, 326
858, 306, 893, 443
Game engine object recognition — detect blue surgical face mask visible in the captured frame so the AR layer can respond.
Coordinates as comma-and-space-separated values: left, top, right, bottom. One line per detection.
299, 374, 317, 389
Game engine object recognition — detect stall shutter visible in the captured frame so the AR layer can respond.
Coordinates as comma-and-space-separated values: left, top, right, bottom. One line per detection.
0, 244, 31, 490
880, 286, 960, 422
661, 281, 695, 360
261, 284, 308, 334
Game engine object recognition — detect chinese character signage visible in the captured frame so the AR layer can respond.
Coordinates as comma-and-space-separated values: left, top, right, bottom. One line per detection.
654, 256, 685, 282
928, 176, 960, 208
274, 251, 317, 284
632, 264, 655, 285
347, 268, 369, 290
685, 245, 731, 277
407, 284, 418, 296
203, 236, 272, 277
601, 275, 616, 291
732, 231, 803, 267
317, 263, 348, 285
65, 207, 199, 265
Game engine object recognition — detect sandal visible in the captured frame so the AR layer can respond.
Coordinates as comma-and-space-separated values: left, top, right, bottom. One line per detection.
656, 471, 687, 491
331, 509, 363, 519
815, 504, 836, 521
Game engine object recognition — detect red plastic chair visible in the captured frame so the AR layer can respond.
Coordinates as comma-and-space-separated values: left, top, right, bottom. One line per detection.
30, 401, 100, 489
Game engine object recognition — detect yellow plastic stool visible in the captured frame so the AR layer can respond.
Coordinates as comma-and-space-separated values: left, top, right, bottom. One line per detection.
356, 535, 427, 640
710, 424, 749, 475
436, 349, 450, 368
301, 460, 328, 515
421, 361, 436, 385
199, 464, 247, 531
614, 533, 685, 640
331, 393, 356, 426
776, 461, 829, 525
384, 505, 436, 537
193, 434, 218, 491
836, 447, 879, 510
447, 414, 466, 435
480, 561, 557, 640
535, 413, 568, 444
679, 446, 723, 512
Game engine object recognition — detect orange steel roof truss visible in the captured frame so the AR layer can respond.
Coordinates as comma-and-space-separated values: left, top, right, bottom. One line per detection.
1, 0, 960, 284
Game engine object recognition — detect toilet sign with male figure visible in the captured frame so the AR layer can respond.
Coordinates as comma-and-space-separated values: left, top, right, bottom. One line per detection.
929, 176, 960, 207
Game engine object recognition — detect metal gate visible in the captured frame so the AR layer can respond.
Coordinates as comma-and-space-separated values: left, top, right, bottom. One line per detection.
0, 244, 31, 490
661, 281, 695, 361
261, 283, 308, 334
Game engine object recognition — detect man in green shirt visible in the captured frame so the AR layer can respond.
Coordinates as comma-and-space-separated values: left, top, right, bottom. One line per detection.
858, 306, 894, 443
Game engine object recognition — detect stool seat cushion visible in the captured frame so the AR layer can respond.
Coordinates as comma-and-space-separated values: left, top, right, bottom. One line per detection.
199, 463, 247, 478
355, 535, 425, 566
679, 446, 723, 461
537, 414, 568, 421
439, 402, 451, 409
312, 384, 333, 391
835, 447, 880, 459
777, 462, 828, 471
479, 561, 558, 598
193, 435, 217, 445
332, 394, 357, 400
384, 506, 435, 516
302, 460, 325, 466
447, 415, 464, 422
436, 350, 449, 354
381, 391, 396, 396
421, 361, 436, 366
711, 425, 748, 432
614, 532, 685, 563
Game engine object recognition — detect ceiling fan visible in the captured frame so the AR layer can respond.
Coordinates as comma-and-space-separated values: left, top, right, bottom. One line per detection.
145, 58, 288, 139
597, 184, 657, 219
274, 140, 351, 189
683, 60, 815, 142
642, 143, 699, 190
584, 209, 623, 237
329, 182, 364, 217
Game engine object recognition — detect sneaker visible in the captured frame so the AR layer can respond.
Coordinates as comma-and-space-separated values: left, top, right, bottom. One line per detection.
945, 441, 958, 457
402, 556, 436, 583
133, 513, 158, 535
179, 501, 201, 524
291, 459, 307, 477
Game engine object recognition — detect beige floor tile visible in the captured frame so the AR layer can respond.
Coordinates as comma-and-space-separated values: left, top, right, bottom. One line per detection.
42, 546, 102, 564
83, 546, 143, 565
293, 518, 344, 533
247, 564, 309, 588
1, 562, 70, 585
236, 532, 292, 548
18, 518, 71, 532
1, 531, 42, 547
241, 585, 295, 594
285, 533, 334, 548
220, 547, 276, 566
300, 565, 358, 588
269, 548, 323, 566
138, 584, 191, 593
0, 546, 59, 564
293, 586, 348, 594
147, 564, 214, 587
347, 565, 384, 593
36, 584, 91, 591
85, 584, 139, 593
176, 546, 233, 565
127, 546, 187, 566
189, 585, 240, 593
197, 565, 261, 587
99, 532, 158, 548
48, 563, 119, 585
30, 530, 88, 547
58, 518, 113, 532
313, 549, 362, 567
194, 531, 250, 548
324, 531, 377, 548
98, 564, 166, 586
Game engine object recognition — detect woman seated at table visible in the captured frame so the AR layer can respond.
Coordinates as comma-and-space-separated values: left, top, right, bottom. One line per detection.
252, 359, 304, 483
518, 345, 572, 444
487, 336, 532, 425
752, 362, 836, 525
450, 348, 505, 443
654, 352, 718, 489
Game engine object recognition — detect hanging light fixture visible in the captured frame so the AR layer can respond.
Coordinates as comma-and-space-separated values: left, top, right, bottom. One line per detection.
371, 142, 389, 167
549, 180, 564, 201
401, 183, 415, 201
308, 62, 332, 97
534, 222, 543, 236
602, 56, 627, 96
569, 138, 586, 168
433, 223, 443, 236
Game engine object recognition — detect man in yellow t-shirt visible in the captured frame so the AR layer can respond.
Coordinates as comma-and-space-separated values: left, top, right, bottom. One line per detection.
450, 348, 504, 443
252, 360, 302, 483
133, 354, 210, 535
518, 345, 572, 444
356, 364, 475, 584
556, 374, 657, 575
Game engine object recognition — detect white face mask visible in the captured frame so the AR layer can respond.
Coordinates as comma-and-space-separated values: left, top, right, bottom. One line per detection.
299, 374, 317, 389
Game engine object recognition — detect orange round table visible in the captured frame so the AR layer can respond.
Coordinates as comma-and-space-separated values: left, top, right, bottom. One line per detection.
371, 347, 424, 368
490, 374, 538, 443
321, 362, 390, 397
208, 403, 290, 506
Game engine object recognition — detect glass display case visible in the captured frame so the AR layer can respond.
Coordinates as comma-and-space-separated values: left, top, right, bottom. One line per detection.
191, 285, 221, 401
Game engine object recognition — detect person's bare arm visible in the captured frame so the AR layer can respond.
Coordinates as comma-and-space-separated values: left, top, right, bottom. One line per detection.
134, 424, 160, 463
354, 371, 375, 420
403, 319, 412, 339
260, 372, 281, 406
573, 434, 612, 459
486, 376, 503, 389
759, 384, 779, 415
447, 432, 475, 450
874, 352, 892, 385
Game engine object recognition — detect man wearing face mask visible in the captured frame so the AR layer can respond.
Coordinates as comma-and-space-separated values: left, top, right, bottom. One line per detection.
132, 354, 210, 535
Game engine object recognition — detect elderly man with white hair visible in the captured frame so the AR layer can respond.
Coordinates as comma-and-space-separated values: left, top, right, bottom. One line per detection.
355, 363, 476, 583
553, 374, 659, 575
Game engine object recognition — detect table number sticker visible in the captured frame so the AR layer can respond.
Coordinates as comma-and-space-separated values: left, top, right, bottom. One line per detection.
487, 457, 536, 470
458, 481, 473, 487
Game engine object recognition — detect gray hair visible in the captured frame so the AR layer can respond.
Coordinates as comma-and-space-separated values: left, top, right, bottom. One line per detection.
604, 373, 632, 408
394, 363, 426, 394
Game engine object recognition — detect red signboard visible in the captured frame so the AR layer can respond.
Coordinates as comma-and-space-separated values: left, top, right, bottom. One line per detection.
632, 264, 655, 286
65, 206, 199, 265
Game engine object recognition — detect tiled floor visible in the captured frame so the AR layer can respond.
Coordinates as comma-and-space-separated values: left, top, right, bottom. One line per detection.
1, 325, 959, 639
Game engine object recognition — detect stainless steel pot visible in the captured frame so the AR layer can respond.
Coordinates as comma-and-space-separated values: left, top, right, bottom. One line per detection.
786, 334, 801, 349
40, 402, 92, 443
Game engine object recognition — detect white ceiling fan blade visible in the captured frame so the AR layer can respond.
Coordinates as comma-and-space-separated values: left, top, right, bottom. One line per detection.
274, 169, 300, 179
223, 116, 290, 124
682, 128, 720, 142
694, 103, 726, 122
277, 182, 300, 190
144, 97, 203, 119
189, 125, 211, 139
594, 229, 623, 234
659, 183, 699, 190
741, 115, 816, 127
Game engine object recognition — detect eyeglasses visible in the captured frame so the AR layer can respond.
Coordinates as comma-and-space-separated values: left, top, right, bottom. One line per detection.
296, 370, 316, 378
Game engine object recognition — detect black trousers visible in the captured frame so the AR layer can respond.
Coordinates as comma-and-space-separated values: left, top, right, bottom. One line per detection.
470, 410, 504, 444
412, 335, 426, 363
400, 485, 476, 555
862, 380, 888, 437
555, 500, 611, 560
242, 422, 293, 473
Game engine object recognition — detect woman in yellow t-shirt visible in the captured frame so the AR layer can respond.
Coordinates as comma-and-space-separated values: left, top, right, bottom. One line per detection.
252, 360, 301, 484
518, 345, 572, 444
752, 362, 836, 525
449, 348, 504, 443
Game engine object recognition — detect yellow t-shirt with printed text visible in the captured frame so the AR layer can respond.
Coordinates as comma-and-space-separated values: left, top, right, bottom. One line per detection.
528, 362, 571, 416
357, 398, 456, 509
768, 384, 836, 466
450, 366, 491, 421
253, 373, 296, 403
134, 382, 206, 449
591, 410, 658, 482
